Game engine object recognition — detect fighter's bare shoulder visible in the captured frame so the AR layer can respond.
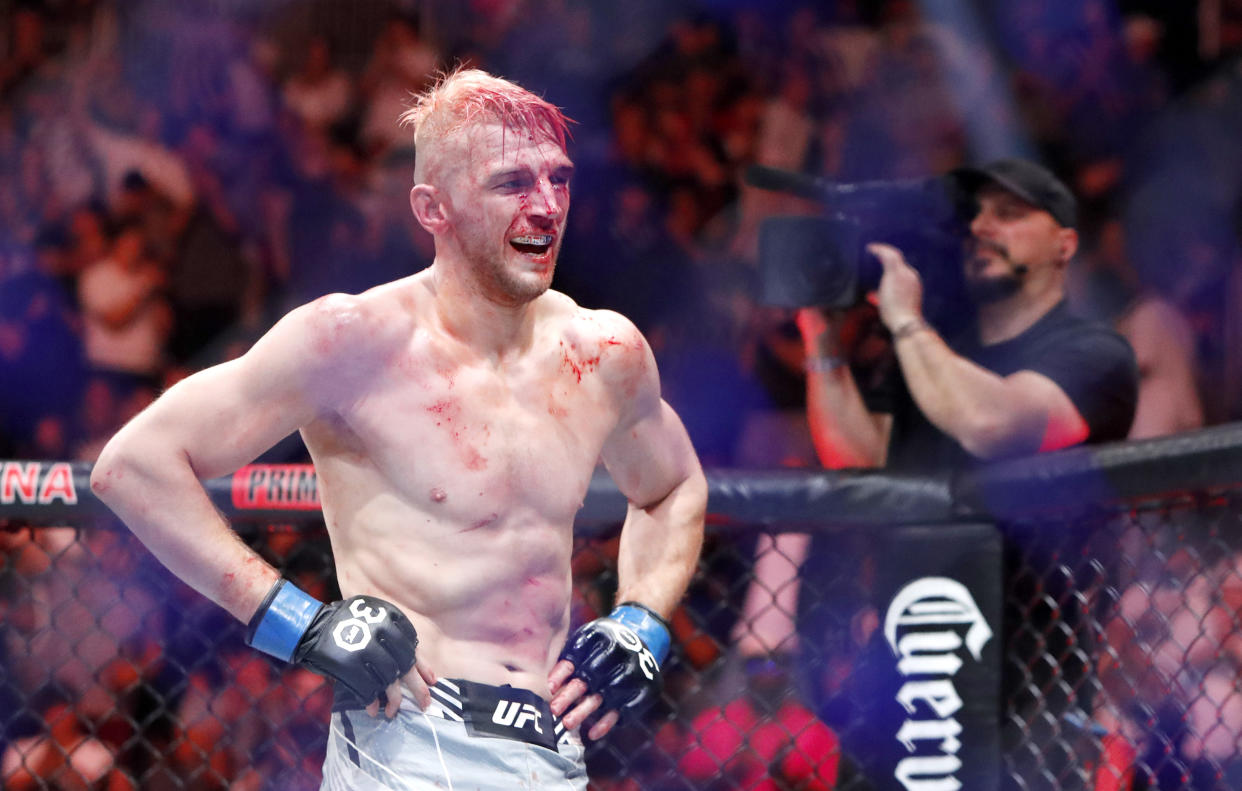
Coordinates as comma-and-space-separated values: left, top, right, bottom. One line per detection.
280, 276, 422, 365
240, 277, 424, 415
542, 291, 658, 402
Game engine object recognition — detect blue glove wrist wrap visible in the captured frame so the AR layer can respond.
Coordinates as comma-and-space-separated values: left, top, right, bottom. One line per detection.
246, 579, 324, 662
611, 602, 671, 666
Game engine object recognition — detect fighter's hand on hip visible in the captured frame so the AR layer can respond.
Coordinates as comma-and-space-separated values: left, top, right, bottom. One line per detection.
549, 603, 669, 741
246, 580, 434, 718
868, 242, 923, 331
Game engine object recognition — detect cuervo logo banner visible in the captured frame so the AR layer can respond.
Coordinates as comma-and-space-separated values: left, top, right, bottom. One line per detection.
842, 523, 1001, 791
885, 577, 993, 791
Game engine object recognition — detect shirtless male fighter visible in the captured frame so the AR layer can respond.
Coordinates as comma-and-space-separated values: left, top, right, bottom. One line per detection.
91, 68, 707, 789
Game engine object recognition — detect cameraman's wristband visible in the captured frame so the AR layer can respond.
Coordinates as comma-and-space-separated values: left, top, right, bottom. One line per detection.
245, 579, 323, 662
611, 602, 671, 666
892, 317, 932, 340
805, 355, 848, 374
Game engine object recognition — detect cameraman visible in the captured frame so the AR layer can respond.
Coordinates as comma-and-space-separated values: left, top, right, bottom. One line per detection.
799, 158, 1138, 470
783, 159, 1140, 785
727, 160, 1140, 787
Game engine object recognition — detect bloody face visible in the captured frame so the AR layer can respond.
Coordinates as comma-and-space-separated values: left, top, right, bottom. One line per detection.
442, 121, 574, 306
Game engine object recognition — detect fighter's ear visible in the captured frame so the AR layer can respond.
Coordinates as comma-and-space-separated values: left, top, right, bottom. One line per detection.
410, 185, 448, 234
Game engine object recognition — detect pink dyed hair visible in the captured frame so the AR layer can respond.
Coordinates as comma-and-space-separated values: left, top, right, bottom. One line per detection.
400, 68, 572, 176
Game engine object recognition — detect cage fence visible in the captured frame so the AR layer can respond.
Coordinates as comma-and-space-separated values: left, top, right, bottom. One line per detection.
3, 425, 1242, 790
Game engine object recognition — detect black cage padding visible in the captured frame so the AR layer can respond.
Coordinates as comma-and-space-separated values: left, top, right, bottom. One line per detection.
4, 421, 1240, 529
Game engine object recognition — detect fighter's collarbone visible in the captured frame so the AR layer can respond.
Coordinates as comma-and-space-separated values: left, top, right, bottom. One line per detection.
349, 353, 614, 451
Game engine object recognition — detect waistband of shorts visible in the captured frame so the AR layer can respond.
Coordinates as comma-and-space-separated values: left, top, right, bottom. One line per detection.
333, 678, 566, 753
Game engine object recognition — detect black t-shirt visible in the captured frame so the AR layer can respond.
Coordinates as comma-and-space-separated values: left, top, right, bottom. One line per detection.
874, 300, 1138, 472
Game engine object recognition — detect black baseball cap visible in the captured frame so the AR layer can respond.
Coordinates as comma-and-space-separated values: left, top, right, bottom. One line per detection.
949, 158, 1077, 229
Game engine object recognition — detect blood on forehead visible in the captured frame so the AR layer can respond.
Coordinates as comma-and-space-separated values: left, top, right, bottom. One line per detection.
422, 120, 570, 190
410, 71, 573, 184
463, 122, 572, 184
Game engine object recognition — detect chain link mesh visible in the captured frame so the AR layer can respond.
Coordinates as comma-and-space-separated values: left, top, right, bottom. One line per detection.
4, 488, 1242, 789
999, 489, 1242, 791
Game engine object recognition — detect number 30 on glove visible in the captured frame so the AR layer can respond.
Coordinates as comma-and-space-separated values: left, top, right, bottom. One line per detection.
245, 579, 419, 709
558, 601, 671, 717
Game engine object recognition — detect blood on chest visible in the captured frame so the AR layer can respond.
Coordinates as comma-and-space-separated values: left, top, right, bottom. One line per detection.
330, 334, 619, 517
341, 384, 596, 521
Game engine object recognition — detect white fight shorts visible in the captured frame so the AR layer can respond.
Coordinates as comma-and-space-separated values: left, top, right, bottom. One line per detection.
321, 678, 588, 791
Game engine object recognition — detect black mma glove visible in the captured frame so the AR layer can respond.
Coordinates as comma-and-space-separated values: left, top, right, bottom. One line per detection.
246, 579, 419, 706
558, 601, 670, 717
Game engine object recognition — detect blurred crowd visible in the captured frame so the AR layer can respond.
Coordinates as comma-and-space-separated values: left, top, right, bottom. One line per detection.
2, 0, 1241, 468
5, 0, 1242, 789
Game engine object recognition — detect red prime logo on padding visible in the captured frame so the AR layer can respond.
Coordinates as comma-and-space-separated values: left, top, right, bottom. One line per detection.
231, 465, 320, 511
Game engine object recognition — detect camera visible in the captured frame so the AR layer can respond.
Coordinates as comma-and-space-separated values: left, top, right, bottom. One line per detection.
752, 166, 975, 325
